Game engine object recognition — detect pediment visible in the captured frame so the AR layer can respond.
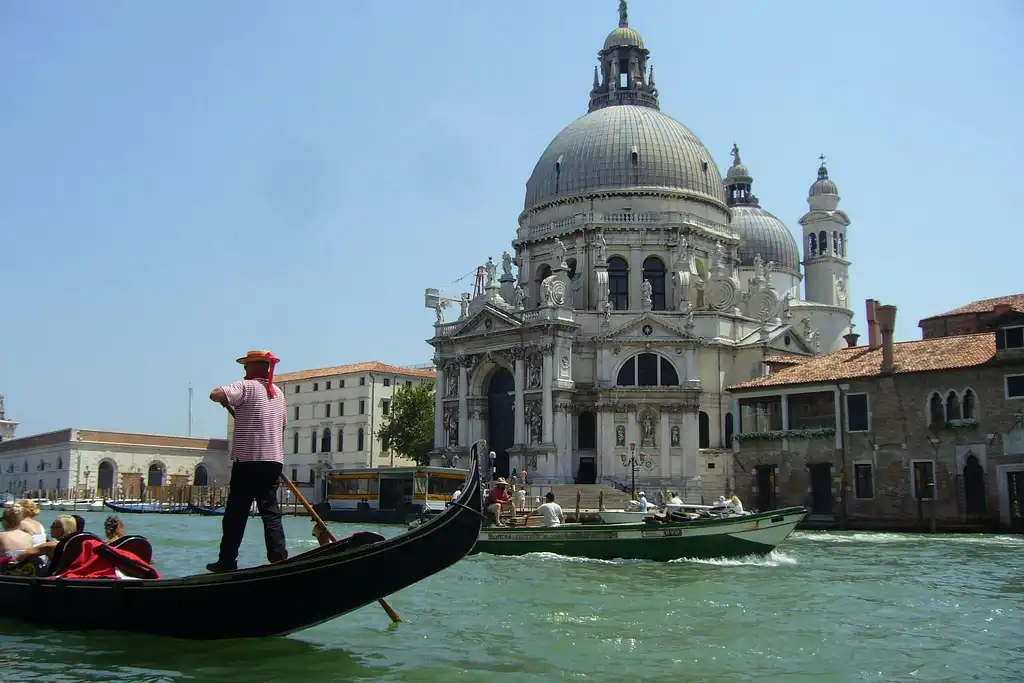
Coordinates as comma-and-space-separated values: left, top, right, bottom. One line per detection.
766, 326, 815, 354
451, 306, 522, 338
593, 312, 693, 343
799, 209, 851, 227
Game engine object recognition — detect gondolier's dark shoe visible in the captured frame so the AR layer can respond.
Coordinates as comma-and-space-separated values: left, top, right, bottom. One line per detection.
205, 560, 237, 574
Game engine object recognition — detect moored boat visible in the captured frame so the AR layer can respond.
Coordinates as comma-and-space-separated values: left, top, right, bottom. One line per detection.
0, 457, 484, 639
471, 506, 807, 562
104, 501, 190, 514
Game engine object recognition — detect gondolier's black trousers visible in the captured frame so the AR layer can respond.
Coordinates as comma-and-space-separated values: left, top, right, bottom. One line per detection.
219, 461, 288, 565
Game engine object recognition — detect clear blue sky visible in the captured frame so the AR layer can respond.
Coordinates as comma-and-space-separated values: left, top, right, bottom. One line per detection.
1, 0, 1020, 439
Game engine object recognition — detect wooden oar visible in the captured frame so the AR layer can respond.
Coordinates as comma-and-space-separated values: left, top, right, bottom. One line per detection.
278, 472, 403, 624
219, 401, 402, 623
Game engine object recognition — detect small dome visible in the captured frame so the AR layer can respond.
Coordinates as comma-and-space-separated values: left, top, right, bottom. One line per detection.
809, 164, 839, 197
604, 27, 644, 51
524, 105, 726, 211
725, 162, 751, 184
731, 205, 801, 272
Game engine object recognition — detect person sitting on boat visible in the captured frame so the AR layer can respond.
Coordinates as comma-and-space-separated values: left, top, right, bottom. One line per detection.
729, 495, 745, 514
525, 492, 565, 528
450, 488, 462, 504
668, 492, 684, 506
9, 514, 78, 568
638, 492, 649, 513
104, 516, 125, 542
712, 495, 730, 509
15, 498, 46, 545
0, 504, 34, 557
484, 478, 512, 526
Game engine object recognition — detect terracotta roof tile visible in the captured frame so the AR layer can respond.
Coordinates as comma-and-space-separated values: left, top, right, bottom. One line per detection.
763, 354, 809, 365
920, 294, 1024, 321
728, 333, 996, 390
275, 361, 435, 383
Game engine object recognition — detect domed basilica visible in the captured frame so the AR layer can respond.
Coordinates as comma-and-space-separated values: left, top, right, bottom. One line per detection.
426, 2, 854, 490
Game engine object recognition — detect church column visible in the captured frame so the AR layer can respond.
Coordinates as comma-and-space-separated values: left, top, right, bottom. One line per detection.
562, 406, 575, 481
630, 244, 643, 310
542, 348, 554, 443
681, 409, 699, 480
600, 410, 615, 481
514, 353, 525, 444
433, 362, 445, 448
458, 358, 470, 448
660, 416, 670, 477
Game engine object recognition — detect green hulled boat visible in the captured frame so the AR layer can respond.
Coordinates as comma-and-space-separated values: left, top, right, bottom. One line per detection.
470, 506, 807, 562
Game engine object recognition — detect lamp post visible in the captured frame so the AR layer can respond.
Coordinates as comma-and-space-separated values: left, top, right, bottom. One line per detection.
624, 443, 641, 499
488, 450, 496, 482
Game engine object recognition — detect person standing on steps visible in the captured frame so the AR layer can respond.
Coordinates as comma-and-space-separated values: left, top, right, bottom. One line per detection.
206, 349, 288, 573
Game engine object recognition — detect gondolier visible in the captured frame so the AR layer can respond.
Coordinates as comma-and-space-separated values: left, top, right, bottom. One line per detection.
206, 349, 288, 573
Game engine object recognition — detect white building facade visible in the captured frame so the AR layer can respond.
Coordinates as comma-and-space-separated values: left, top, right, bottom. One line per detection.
0, 428, 230, 497
425, 4, 856, 492
243, 361, 436, 501
0, 394, 18, 443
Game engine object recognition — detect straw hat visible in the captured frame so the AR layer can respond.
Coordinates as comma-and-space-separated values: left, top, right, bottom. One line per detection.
236, 349, 280, 366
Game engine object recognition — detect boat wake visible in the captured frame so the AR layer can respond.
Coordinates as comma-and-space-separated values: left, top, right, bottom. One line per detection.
792, 531, 1024, 547
668, 549, 799, 567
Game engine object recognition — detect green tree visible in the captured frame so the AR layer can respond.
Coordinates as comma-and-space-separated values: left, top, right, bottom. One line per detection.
377, 383, 435, 466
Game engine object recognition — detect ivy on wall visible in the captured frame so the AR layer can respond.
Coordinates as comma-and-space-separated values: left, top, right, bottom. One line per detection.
734, 427, 836, 442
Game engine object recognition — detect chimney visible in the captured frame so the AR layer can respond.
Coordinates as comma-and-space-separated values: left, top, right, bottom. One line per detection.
993, 303, 1012, 316
865, 299, 881, 349
843, 330, 861, 348
875, 304, 897, 373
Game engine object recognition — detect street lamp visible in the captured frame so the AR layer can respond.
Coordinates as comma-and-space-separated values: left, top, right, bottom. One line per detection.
488, 450, 496, 481
624, 443, 641, 499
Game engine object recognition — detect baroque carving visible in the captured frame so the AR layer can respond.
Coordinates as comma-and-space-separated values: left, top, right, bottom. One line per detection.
443, 363, 459, 398
443, 407, 459, 447
615, 424, 626, 447
524, 401, 543, 444
705, 240, 740, 312
555, 400, 575, 414
671, 425, 681, 447
638, 408, 657, 448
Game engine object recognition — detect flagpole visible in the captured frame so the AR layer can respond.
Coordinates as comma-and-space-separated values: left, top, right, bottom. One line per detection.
188, 385, 194, 437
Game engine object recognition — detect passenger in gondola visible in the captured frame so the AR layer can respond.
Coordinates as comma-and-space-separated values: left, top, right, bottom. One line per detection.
525, 492, 565, 528
104, 516, 126, 542
7, 514, 78, 572
484, 478, 512, 526
72, 514, 87, 533
637, 492, 649, 513
15, 498, 46, 545
729, 494, 745, 514
450, 488, 462, 504
0, 505, 34, 556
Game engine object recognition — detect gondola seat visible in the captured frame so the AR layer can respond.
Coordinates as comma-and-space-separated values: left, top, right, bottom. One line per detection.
108, 535, 153, 564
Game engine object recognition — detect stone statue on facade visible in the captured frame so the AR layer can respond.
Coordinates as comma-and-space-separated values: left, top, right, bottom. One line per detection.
683, 305, 695, 332
435, 301, 446, 325
641, 279, 653, 309
540, 279, 553, 307
753, 254, 764, 281
602, 299, 613, 324
593, 232, 607, 263
616, 424, 626, 447
459, 293, 470, 319
445, 369, 458, 398
514, 285, 526, 309
0, 393, 5, 419
527, 356, 541, 389
553, 238, 567, 268
671, 425, 680, 447
640, 413, 656, 447
528, 406, 542, 444
501, 251, 513, 278
485, 257, 498, 286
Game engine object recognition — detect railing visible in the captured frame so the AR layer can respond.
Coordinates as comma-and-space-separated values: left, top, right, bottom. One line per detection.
521, 211, 738, 242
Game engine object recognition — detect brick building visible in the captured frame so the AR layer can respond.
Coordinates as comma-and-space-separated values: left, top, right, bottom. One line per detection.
725, 296, 1024, 532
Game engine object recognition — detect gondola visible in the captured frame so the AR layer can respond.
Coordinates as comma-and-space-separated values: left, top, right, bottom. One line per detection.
0, 458, 484, 639
187, 503, 224, 516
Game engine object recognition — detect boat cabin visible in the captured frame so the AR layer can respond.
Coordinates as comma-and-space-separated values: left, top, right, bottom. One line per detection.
322, 467, 469, 516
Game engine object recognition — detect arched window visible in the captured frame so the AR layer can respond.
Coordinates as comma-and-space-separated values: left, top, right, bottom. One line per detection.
321, 428, 332, 453
818, 231, 828, 255
945, 391, 961, 421
928, 392, 944, 425
338, 429, 344, 452
193, 464, 209, 486
962, 390, 976, 420
698, 411, 710, 448
97, 461, 115, 492
38, 459, 45, 471
832, 231, 838, 257
724, 412, 734, 448
22, 460, 27, 473
292, 432, 299, 454
57, 457, 63, 470
838, 233, 845, 257
642, 256, 667, 311
808, 233, 817, 257
616, 353, 680, 387
357, 428, 365, 451
535, 264, 552, 304
578, 411, 597, 450
608, 257, 629, 311
311, 429, 318, 453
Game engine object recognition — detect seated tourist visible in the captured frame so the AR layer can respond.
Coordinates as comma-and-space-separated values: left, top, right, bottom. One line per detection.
0, 505, 34, 557
526, 492, 565, 528
729, 495, 745, 514
484, 478, 512, 526
104, 516, 126, 542
13, 514, 78, 565
16, 499, 46, 545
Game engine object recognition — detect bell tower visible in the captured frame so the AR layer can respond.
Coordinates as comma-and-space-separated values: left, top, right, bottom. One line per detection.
588, 1, 660, 113
799, 156, 851, 309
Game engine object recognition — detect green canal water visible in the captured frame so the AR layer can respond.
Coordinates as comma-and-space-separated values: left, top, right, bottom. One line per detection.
1, 511, 1021, 683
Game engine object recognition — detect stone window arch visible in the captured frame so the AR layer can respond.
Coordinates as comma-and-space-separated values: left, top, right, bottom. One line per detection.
357, 428, 365, 451
577, 411, 597, 450
292, 431, 299, 454
945, 390, 961, 421
534, 263, 552, 304
642, 255, 667, 311
615, 352, 680, 387
808, 233, 817, 257
961, 388, 977, 420
927, 392, 944, 425
724, 412, 734, 448
311, 428, 318, 454
818, 231, 828, 255
337, 428, 344, 452
193, 464, 209, 486
608, 256, 629, 311
321, 428, 332, 453
698, 411, 710, 448
57, 457, 64, 470
97, 459, 116, 492
147, 461, 165, 487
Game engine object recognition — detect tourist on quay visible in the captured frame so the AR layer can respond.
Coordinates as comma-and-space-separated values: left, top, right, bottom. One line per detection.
484, 478, 512, 526
15, 498, 46, 545
104, 516, 126, 542
206, 349, 288, 573
526, 492, 564, 528
0, 505, 33, 556
516, 486, 527, 511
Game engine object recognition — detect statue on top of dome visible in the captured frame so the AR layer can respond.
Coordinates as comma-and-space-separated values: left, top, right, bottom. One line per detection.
485, 256, 498, 285
618, 0, 628, 27
501, 251, 513, 278
731, 143, 741, 166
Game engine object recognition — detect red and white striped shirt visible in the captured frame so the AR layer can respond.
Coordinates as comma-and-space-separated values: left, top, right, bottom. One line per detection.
222, 379, 286, 463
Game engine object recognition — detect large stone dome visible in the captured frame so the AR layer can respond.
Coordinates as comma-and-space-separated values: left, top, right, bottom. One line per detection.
731, 205, 801, 272
523, 105, 727, 212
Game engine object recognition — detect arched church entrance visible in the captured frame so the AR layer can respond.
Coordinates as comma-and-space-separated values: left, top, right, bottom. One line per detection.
963, 454, 986, 516
487, 368, 515, 479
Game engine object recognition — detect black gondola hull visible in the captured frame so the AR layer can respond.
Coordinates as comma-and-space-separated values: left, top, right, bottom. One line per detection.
0, 462, 483, 639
